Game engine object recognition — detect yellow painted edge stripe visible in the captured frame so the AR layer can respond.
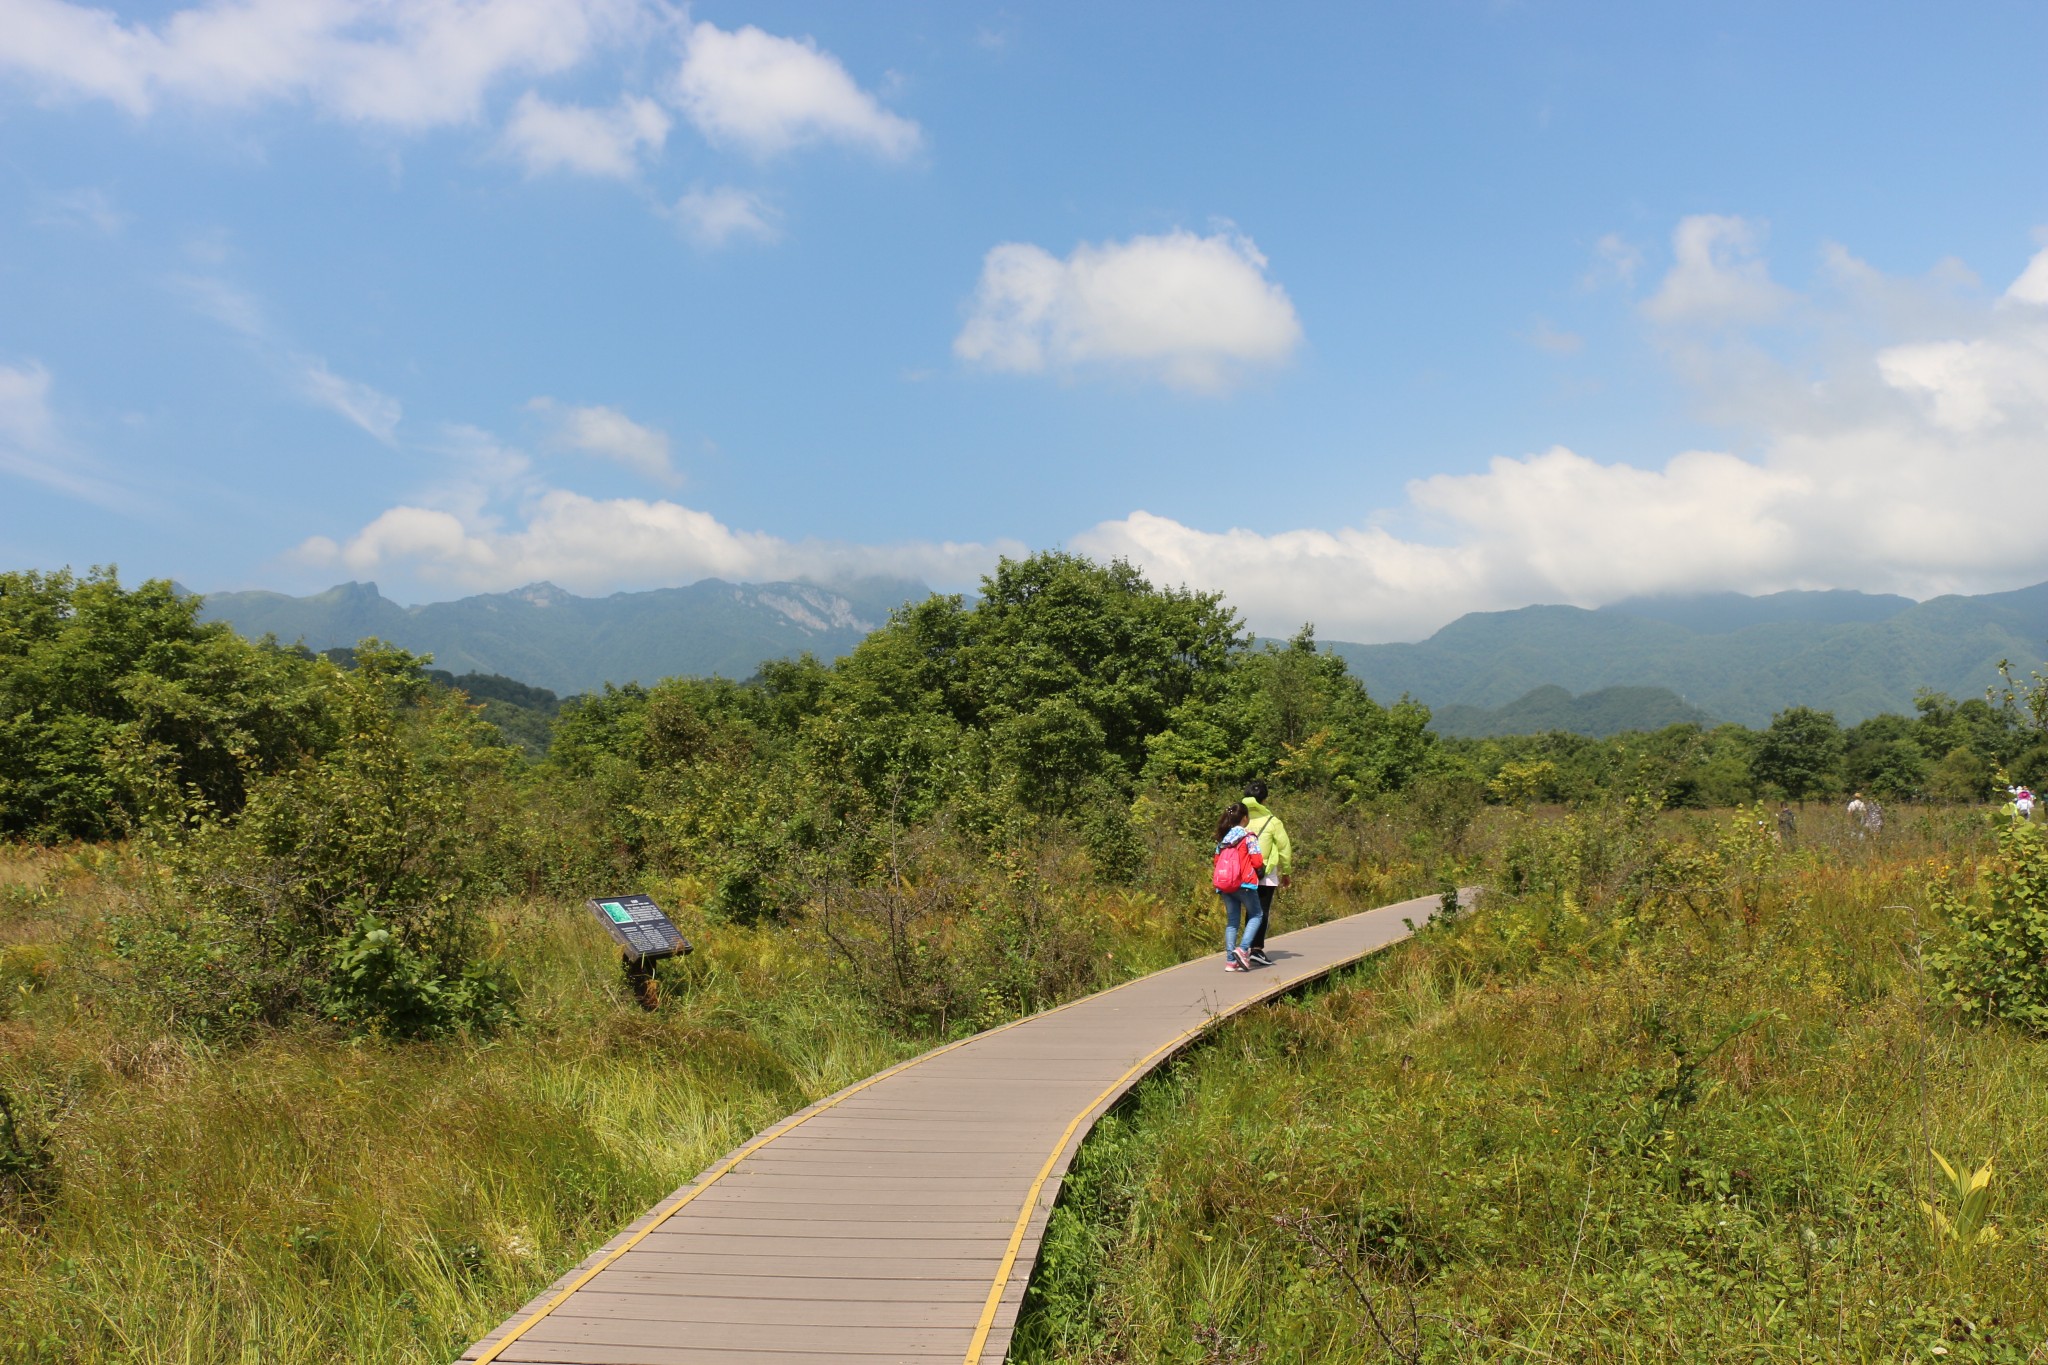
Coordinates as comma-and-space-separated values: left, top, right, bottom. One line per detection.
473, 891, 1447, 1365
961, 906, 1433, 1364
468, 1018, 1019, 1363
465, 954, 1174, 1364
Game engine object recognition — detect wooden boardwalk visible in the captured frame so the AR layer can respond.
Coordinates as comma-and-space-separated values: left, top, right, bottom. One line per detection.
461, 890, 1446, 1365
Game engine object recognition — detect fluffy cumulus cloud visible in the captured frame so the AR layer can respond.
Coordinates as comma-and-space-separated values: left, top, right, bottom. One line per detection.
1, 3, 921, 247
673, 20, 921, 160
296, 408, 1016, 593
297, 488, 1017, 594
499, 90, 667, 177
1080, 231, 2048, 641
0, 0, 642, 127
1641, 214, 1794, 326
954, 229, 1304, 392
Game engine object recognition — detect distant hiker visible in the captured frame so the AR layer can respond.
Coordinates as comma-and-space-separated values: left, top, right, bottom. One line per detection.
1776, 805, 1796, 847
1861, 798, 1884, 835
2010, 786, 2036, 820
1846, 792, 1867, 835
1212, 802, 1266, 973
1242, 779, 1294, 968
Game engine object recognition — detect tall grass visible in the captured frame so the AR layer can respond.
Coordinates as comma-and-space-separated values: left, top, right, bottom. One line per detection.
0, 797, 1449, 1364
0, 850, 922, 1363
1012, 806, 2048, 1363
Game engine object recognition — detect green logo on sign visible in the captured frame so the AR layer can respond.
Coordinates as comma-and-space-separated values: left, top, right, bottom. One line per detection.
602, 901, 631, 923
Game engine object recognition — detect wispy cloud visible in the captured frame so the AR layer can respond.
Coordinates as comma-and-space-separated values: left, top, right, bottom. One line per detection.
528, 397, 675, 482
670, 185, 779, 247
172, 271, 402, 441
0, 360, 141, 511
1526, 319, 1583, 355
32, 186, 124, 235
299, 360, 402, 442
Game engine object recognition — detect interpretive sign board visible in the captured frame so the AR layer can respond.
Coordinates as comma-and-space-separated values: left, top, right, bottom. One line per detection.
587, 893, 692, 961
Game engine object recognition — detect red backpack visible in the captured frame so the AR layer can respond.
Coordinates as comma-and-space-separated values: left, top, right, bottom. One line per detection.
1212, 836, 1256, 890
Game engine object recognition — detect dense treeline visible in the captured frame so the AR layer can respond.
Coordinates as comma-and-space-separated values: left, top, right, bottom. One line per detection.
0, 559, 1440, 1037
1450, 691, 2048, 810
5, 561, 2043, 1041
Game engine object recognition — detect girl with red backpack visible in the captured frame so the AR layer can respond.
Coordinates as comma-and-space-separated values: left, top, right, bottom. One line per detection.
1212, 802, 1267, 971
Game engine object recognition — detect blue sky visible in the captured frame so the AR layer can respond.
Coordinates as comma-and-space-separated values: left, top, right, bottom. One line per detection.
3, 0, 2047, 640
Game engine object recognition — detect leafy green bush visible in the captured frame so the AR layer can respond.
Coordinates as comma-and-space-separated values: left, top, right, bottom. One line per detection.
121, 644, 517, 1039
324, 912, 513, 1039
0, 568, 332, 840
1929, 816, 2048, 1031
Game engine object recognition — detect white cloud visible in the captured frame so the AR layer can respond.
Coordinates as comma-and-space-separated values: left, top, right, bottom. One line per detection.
529, 398, 674, 481
298, 406, 1015, 593
1642, 214, 1794, 325
1526, 319, 1583, 355
674, 20, 922, 159
953, 228, 1304, 392
1077, 228, 2048, 641
671, 185, 779, 246
174, 271, 402, 439
0, 362, 58, 453
297, 487, 1017, 593
0, 360, 137, 509
1584, 232, 1642, 289
0, 0, 644, 128
499, 89, 667, 177
33, 186, 124, 234
2002, 240, 2048, 307
299, 359, 402, 441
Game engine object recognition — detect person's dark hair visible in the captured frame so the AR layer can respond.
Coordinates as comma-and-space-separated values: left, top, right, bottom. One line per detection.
1243, 779, 1269, 802
1215, 802, 1250, 843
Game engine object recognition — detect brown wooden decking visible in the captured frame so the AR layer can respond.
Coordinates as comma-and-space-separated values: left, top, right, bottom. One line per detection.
460, 890, 1448, 1365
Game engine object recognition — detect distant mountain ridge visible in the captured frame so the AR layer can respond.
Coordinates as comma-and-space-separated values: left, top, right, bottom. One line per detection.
199, 577, 924, 695
198, 577, 2048, 733
1326, 583, 2048, 728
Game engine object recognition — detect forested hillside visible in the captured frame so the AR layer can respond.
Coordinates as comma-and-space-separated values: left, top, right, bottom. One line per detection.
1430, 684, 1715, 738
1328, 581, 2048, 726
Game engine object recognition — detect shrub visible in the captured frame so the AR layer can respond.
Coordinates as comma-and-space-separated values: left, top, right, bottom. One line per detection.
121, 644, 517, 1039
1928, 815, 2048, 1031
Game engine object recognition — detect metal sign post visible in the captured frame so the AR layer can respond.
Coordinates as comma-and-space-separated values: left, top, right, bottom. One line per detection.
587, 894, 692, 1009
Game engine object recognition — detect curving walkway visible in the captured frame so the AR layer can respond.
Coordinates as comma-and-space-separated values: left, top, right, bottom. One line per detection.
460, 890, 1451, 1365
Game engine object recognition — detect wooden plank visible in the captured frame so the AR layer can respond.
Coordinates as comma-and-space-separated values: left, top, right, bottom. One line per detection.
461, 891, 1449, 1365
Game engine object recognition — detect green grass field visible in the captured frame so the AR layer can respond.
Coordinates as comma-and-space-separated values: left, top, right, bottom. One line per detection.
4, 806, 2043, 1364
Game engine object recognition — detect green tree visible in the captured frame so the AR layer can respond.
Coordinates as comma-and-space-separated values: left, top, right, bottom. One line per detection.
1750, 706, 1846, 800
0, 568, 331, 840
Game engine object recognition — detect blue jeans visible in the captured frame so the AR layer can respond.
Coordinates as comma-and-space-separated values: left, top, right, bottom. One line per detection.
1219, 886, 1264, 955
